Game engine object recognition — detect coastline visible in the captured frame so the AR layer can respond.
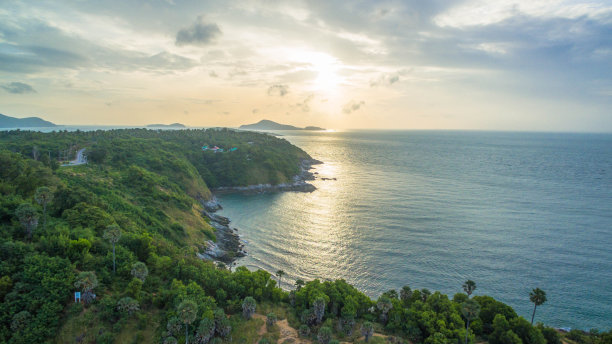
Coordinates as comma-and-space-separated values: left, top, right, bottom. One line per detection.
212, 158, 321, 194
198, 158, 321, 263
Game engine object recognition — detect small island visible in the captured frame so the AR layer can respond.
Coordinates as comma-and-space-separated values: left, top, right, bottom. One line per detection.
146, 123, 186, 128
0, 113, 56, 128
240, 119, 325, 131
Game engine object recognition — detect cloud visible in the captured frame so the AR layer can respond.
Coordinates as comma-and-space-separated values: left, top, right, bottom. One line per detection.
1, 82, 37, 94
342, 100, 365, 114
176, 16, 221, 46
296, 94, 314, 112
370, 72, 401, 87
209, 70, 218, 77
252, 108, 259, 113
267, 84, 289, 96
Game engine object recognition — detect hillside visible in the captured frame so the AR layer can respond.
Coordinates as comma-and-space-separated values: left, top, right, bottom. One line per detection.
0, 113, 56, 127
240, 119, 325, 131
0, 129, 609, 344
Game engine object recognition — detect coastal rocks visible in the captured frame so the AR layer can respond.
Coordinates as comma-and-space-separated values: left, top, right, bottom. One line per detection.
202, 196, 222, 212
198, 200, 246, 263
213, 158, 322, 195
198, 158, 322, 262
214, 181, 315, 194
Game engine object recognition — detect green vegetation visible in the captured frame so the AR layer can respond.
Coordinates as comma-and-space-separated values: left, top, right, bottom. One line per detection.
0, 128, 610, 344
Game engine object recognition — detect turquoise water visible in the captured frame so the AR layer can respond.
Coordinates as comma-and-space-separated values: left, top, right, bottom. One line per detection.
217, 130, 612, 330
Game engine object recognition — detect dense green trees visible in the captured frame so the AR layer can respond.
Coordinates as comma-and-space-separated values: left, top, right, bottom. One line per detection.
1, 128, 606, 344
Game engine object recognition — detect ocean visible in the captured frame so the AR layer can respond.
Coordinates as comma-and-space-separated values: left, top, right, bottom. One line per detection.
215, 130, 612, 330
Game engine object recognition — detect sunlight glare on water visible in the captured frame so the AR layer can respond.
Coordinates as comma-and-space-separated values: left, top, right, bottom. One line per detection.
217, 130, 612, 330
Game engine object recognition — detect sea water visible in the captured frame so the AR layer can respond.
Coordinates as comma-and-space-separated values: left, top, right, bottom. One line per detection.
217, 130, 612, 330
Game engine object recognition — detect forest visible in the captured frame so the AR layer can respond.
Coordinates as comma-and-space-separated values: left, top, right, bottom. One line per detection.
0, 128, 610, 344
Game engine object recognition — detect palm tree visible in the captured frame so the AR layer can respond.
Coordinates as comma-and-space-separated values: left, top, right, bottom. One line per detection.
361, 321, 374, 342
34, 187, 53, 231
117, 297, 140, 316
178, 300, 198, 344
276, 270, 285, 288
103, 225, 121, 273
420, 288, 431, 302
74, 271, 99, 304
295, 279, 305, 290
461, 299, 481, 344
463, 280, 477, 298
242, 296, 257, 319
313, 296, 326, 324
317, 326, 332, 344
131, 262, 149, 282
376, 295, 393, 323
529, 288, 547, 325
400, 285, 412, 303
15, 203, 39, 240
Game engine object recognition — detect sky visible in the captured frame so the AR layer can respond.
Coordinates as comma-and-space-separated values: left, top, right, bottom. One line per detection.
0, 0, 611, 131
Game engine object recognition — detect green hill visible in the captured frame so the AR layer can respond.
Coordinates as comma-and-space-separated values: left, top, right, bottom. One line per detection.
0, 113, 56, 127
0, 128, 607, 344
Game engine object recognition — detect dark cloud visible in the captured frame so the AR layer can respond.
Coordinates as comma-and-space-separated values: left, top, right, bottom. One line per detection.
176, 16, 221, 46
0, 18, 197, 74
267, 84, 289, 96
1, 82, 37, 94
0, 44, 87, 73
342, 100, 365, 114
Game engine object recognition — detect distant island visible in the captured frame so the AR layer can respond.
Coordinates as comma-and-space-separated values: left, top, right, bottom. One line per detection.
0, 113, 56, 128
146, 123, 186, 128
240, 119, 325, 131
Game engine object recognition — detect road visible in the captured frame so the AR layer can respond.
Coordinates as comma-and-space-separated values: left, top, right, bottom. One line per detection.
62, 148, 87, 166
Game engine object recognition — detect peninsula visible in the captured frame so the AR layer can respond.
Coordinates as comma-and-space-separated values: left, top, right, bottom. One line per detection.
0, 128, 607, 344
239, 119, 325, 131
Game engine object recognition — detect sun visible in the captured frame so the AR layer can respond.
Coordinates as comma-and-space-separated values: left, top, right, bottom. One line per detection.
309, 53, 342, 93
289, 50, 343, 93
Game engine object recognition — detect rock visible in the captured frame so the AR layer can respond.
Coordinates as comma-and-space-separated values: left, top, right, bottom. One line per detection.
202, 196, 222, 212
212, 158, 322, 195
198, 200, 246, 264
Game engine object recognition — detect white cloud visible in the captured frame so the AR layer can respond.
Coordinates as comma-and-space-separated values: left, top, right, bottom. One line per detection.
434, 0, 612, 28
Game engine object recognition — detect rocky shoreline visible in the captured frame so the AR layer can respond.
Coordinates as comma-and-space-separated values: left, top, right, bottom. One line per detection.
197, 196, 246, 263
212, 158, 322, 195
198, 158, 322, 263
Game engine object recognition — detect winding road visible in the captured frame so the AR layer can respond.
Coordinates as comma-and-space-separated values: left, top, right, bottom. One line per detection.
62, 148, 87, 166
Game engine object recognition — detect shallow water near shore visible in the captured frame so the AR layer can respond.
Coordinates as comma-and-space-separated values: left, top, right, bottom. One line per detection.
217, 130, 612, 330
